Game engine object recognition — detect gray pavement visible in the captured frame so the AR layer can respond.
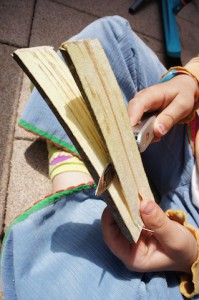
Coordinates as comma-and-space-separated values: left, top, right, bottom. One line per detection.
0, 0, 198, 299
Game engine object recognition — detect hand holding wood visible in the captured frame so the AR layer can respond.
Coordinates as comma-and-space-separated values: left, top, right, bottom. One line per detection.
101, 200, 197, 273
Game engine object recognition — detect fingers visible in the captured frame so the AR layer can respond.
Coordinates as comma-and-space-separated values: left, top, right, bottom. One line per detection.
140, 200, 198, 272
140, 200, 189, 252
128, 85, 165, 126
153, 93, 193, 137
101, 207, 152, 270
103, 201, 183, 254
102, 202, 197, 273
128, 76, 196, 138
101, 207, 132, 260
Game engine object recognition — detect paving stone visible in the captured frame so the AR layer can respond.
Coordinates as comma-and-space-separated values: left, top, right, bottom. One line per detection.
30, 0, 97, 49
30, 0, 165, 62
0, 43, 23, 234
177, 0, 199, 26
178, 20, 199, 66
0, 0, 35, 47
177, 1, 199, 65
15, 74, 38, 140
4, 139, 51, 230
52, 0, 164, 41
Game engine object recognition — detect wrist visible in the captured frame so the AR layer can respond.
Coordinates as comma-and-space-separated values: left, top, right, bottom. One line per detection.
161, 67, 199, 99
177, 74, 198, 99
166, 209, 199, 298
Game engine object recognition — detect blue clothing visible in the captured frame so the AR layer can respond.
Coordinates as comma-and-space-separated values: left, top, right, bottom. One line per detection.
1, 16, 199, 300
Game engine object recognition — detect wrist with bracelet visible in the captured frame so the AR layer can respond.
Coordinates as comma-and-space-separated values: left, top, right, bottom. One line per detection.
166, 209, 199, 298
160, 66, 199, 123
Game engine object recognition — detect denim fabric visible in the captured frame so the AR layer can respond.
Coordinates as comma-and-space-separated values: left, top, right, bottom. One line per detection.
1, 16, 199, 299
1, 189, 195, 300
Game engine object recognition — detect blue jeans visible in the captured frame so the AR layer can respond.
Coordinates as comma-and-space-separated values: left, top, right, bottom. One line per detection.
1, 16, 199, 300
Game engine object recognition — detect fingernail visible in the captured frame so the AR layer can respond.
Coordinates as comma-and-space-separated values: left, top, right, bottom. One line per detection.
141, 200, 155, 214
157, 123, 167, 136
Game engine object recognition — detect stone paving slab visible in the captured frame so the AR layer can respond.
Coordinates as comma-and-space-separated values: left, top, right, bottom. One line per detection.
15, 75, 38, 140
178, 20, 199, 66
177, 0, 199, 25
4, 139, 51, 230
0, 43, 23, 235
52, 0, 163, 41
177, 1, 199, 65
0, 0, 35, 47
29, 0, 165, 62
30, 0, 97, 49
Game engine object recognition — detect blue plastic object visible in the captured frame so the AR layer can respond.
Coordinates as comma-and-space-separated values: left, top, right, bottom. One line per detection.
161, 0, 181, 58
160, 69, 177, 83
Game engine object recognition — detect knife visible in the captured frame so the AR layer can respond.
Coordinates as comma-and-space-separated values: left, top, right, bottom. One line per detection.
95, 113, 156, 196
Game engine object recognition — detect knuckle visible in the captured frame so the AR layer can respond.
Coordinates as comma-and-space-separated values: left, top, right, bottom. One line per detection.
149, 86, 161, 97
169, 223, 187, 250
147, 214, 168, 232
159, 114, 175, 129
155, 214, 169, 231
178, 100, 192, 115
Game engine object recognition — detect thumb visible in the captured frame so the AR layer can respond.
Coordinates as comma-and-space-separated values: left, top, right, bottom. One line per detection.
153, 114, 174, 138
140, 200, 179, 247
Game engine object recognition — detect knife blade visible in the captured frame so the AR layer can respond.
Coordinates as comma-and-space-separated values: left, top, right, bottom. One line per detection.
95, 113, 156, 196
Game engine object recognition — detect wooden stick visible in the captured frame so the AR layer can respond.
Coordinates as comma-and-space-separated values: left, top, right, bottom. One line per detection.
61, 38, 154, 223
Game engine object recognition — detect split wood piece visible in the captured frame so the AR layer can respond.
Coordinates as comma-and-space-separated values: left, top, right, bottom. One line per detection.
12, 42, 153, 242
61, 38, 154, 222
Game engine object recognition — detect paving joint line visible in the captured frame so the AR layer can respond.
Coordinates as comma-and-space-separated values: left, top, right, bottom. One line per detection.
50, 0, 163, 43
28, 0, 38, 47
0, 39, 28, 49
50, 0, 100, 19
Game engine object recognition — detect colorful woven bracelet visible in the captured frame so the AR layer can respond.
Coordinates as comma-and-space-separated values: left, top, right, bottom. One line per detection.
161, 67, 199, 91
160, 67, 199, 123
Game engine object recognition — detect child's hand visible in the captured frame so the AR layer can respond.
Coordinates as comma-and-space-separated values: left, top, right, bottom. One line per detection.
128, 75, 198, 138
101, 200, 197, 273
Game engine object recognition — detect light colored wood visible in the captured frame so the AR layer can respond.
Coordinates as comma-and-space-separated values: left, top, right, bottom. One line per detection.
13, 42, 154, 242
61, 39, 154, 222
